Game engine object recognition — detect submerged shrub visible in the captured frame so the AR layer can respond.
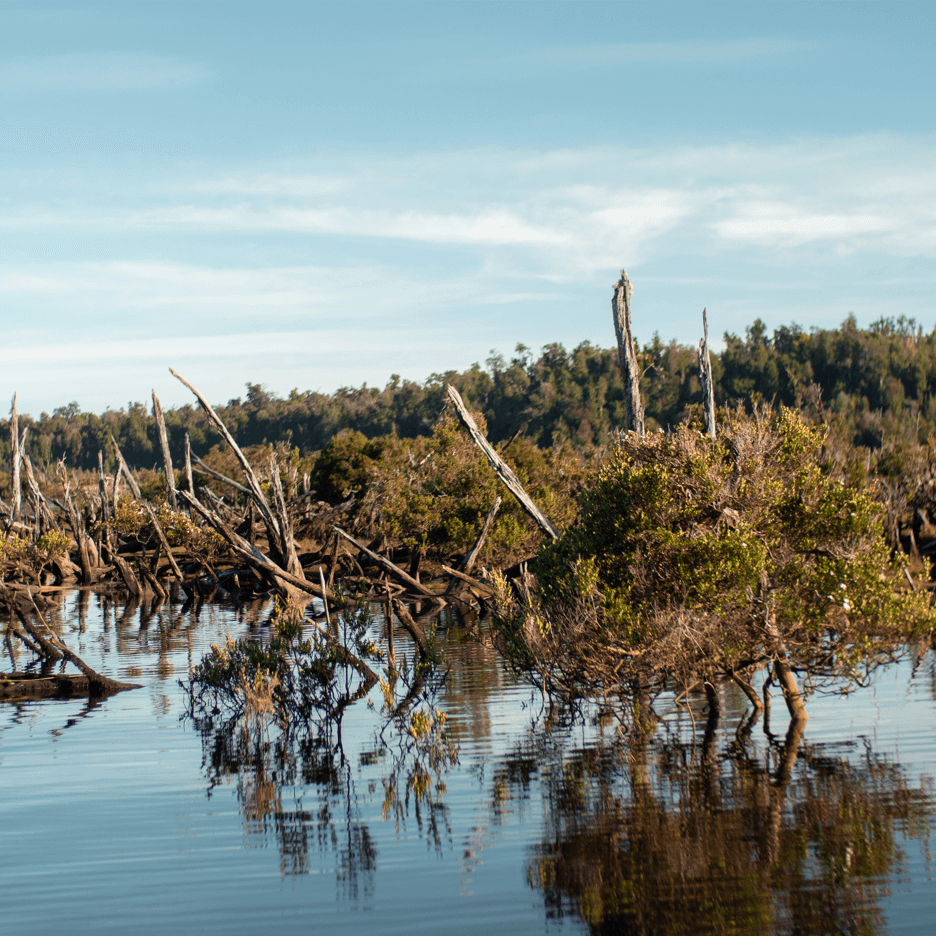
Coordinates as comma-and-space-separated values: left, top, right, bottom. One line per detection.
493, 406, 936, 713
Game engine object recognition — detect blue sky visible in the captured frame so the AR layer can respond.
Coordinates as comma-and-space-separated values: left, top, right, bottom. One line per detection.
2, 1, 935, 416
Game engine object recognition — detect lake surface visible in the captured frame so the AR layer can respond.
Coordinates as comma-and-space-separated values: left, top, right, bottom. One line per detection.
1, 591, 934, 935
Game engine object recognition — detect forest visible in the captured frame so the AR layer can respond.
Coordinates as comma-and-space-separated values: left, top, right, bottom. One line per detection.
3, 313, 934, 477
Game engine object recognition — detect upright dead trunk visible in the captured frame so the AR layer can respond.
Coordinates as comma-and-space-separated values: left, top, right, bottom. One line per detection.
612, 271, 644, 437
698, 308, 716, 439
152, 391, 177, 509
10, 394, 21, 522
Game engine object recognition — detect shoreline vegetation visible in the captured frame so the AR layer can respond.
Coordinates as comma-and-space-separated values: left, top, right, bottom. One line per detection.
1, 272, 935, 731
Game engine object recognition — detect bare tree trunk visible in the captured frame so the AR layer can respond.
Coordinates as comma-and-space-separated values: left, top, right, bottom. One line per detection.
612, 271, 644, 437
446, 385, 558, 540
10, 394, 21, 523
152, 391, 177, 509
110, 434, 142, 499
184, 432, 195, 495
269, 452, 304, 579
766, 610, 809, 722
697, 308, 716, 439
97, 450, 111, 519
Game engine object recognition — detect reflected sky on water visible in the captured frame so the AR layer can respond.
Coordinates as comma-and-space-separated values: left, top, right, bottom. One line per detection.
1, 590, 933, 935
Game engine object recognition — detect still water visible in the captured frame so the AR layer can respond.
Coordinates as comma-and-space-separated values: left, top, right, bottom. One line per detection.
1, 591, 933, 935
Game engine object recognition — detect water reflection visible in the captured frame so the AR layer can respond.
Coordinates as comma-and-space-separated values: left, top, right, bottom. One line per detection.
4, 593, 933, 933
494, 709, 934, 935
186, 603, 459, 888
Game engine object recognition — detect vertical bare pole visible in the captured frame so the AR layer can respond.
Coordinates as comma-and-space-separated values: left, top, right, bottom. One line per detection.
698, 308, 716, 439
151, 391, 177, 510
111, 459, 122, 511
98, 450, 111, 519
10, 393, 21, 522
612, 271, 645, 437
184, 432, 195, 496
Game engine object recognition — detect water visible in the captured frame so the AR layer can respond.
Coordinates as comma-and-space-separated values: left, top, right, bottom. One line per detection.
1, 591, 934, 934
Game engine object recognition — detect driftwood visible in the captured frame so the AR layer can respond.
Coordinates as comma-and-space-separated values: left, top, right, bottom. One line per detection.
698, 308, 716, 439
612, 270, 645, 437
445, 385, 558, 541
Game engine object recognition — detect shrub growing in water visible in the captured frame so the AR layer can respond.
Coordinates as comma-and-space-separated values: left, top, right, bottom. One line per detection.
492, 406, 936, 719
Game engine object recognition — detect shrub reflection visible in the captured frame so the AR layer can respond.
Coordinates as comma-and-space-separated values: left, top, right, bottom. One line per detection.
502, 715, 933, 935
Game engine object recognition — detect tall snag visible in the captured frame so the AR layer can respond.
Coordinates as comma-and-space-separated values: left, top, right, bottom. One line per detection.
10, 393, 21, 523
612, 270, 645, 437
152, 391, 178, 510
698, 308, 716, 439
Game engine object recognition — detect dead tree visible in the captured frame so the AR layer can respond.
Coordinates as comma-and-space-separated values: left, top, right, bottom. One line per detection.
698, 308, 716, 439
152, 391, 178, 509
612, 270, 645, 437
446, 385, 558, 540
10, 393, 21, 523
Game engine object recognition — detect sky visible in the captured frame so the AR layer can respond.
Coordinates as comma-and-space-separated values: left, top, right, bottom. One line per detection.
2, 1, 935, 417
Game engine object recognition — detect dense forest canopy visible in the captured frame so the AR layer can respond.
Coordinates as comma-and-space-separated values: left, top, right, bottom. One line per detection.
4, 314, 935, 473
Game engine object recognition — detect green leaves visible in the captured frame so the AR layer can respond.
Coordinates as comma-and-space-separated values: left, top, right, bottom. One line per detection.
495, 404, 936, 701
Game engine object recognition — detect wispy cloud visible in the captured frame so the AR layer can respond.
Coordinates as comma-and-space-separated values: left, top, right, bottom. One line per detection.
5, 136, 936, 268
4, 133, 936, 415
0, 52, 209, 93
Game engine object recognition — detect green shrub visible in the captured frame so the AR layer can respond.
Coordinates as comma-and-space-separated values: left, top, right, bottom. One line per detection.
493, 406, 936, 710
310, 415, 588, 565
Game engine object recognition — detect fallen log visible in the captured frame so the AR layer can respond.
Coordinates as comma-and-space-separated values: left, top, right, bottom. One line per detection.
0, 672, 134, 702
10, 595, 140, 697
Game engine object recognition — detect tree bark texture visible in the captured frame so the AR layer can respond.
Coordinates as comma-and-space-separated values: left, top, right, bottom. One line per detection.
611, 271, 645, 437
698, 308, 716, 439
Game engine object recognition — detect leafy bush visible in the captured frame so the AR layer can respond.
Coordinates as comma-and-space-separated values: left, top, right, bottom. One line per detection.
310, 414, 588, 565
493, 406, 936, 713
109, 497, 229, 559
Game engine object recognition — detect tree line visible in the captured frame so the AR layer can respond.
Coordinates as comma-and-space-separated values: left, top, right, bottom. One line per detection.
4, 313, 935, 475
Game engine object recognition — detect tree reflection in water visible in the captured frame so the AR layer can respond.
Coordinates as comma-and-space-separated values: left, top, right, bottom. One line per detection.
187, 602, 458, 893
507, 708, 934, 936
